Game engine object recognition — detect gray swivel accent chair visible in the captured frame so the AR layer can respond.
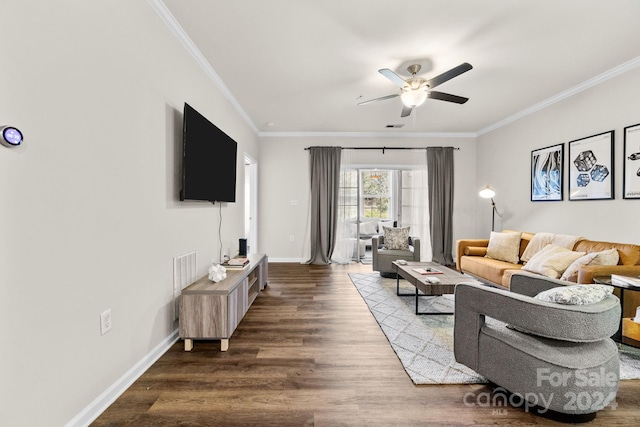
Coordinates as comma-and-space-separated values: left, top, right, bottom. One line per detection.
454, 271, 620, 421
372, 235, 420, 278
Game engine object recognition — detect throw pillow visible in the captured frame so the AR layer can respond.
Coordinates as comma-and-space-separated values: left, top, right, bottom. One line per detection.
521, 244, 586, 279
559, 252, 599, 281
485, 231, 522, 264
592, 248, 620, 266
535, 284, 614, 305
521, 232, 555, 262
360, 221, 378, 236
382, 226, 410, 250
560, 248, 620, 281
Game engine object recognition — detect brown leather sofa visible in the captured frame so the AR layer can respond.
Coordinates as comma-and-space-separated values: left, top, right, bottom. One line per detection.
456, 230, 640, 318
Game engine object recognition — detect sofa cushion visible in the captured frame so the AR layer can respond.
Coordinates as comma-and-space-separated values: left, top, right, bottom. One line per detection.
382, 226, 410, 250
460, 255, 522, 286
485, 231, 522, 264
521, 244, 586, 279
535, 284, 614, 305
560, 248, 620, 281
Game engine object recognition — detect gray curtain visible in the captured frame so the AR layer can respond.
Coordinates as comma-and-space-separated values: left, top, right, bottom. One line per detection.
427, 147, 454, 266
306, 147, 342, 265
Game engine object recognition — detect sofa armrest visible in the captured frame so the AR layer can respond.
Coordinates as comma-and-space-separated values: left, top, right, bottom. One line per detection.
411, 237, 421, 261
577, 265, 640, 284
454, 282, 621, 369
455, 239, 489, 270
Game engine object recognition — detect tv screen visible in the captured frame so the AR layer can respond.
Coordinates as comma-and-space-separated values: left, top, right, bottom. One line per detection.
181, 103, 237, 202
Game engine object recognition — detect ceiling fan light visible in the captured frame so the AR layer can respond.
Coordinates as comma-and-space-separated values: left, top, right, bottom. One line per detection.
400, 89, 428, 108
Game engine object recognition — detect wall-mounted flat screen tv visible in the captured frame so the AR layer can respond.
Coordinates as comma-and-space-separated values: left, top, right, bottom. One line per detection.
180, 103, 237, 202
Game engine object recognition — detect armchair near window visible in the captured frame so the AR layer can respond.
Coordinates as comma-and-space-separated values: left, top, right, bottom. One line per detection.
454, 272, 620, 421
372, 235, 420, 278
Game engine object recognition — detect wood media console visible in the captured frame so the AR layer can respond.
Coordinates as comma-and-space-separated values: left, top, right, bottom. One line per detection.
179, 253, 268, 351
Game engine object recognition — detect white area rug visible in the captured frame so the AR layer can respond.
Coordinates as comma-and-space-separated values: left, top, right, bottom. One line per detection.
349, 272, 640, 385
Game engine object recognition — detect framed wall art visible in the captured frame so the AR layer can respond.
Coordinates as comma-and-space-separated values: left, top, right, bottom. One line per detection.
531, 143, 564, 201
568, 131, 614, 201
623, 123, 640, 199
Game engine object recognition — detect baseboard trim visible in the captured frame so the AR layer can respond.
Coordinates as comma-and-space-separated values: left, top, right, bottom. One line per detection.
65, 329, 180, 427
269, 257, 306, 263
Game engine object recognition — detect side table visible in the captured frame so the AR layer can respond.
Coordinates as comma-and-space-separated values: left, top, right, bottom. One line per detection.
594, 276, 640, 348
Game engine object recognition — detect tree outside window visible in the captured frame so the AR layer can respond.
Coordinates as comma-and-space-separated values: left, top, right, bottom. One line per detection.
362, 170, 391, 219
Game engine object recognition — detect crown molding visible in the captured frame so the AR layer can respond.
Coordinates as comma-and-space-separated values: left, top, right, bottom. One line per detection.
147, 0, 259, 134
149, 1, 640, 140
478, 56, 640, 136
258, 131, 477, 139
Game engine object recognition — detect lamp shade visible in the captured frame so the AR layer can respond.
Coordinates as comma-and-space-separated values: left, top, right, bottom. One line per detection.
400, 88, 428, 108
479, 185, 495, 199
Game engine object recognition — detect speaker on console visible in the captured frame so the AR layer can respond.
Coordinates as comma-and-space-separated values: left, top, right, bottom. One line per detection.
239, 238, 247, 256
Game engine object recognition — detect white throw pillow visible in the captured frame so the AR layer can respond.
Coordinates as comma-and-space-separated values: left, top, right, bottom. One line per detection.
360, 221, 378, 235
521, 232, 555, 262
560, 248, 620, 281
592, 248, 620, 266
485, 231, 522, 264
521, 244, 586, 279
560, 252, 598, 281
535, 284, 614, 305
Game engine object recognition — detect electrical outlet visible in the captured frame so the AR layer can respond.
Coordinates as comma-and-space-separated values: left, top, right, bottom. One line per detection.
100, 309, 112, 335
289, 235, 295, 242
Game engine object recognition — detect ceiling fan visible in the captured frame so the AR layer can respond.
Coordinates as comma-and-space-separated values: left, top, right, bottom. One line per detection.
358, 62, 473, 117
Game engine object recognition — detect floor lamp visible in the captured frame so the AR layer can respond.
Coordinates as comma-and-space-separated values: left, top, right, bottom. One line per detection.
479, 185, 500, 232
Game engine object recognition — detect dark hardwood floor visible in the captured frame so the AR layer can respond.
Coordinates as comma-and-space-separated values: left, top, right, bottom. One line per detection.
92, 263, 640, 426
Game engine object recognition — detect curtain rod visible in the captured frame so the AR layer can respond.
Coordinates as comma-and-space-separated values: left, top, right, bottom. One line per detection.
304, 146, 460, 152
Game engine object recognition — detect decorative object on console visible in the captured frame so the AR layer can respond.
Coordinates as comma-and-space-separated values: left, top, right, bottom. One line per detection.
478, 185, 501, 231
208, 264, 226, 282
239, 238, 247, 256
223, 256, 250, 269
568, 130, 614, 201
530, 143, 563, 201
623, 122, 640, 199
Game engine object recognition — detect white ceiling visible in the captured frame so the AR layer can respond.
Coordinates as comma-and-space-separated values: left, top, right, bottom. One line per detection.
160, 0, 640, 135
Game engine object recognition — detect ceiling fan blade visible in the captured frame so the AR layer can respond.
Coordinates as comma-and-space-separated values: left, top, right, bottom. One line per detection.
400, 105, 413, 117
357, 93, 399, 106
426, 62, 473, 89
428, 91, 469, 104
379, 68, 407, 88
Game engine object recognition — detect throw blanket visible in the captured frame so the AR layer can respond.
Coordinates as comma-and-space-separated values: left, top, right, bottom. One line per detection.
521, 232, 584, 262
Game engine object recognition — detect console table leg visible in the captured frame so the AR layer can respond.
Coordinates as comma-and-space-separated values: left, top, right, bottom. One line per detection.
184, 339, 193, 352
221, 339, 229, 352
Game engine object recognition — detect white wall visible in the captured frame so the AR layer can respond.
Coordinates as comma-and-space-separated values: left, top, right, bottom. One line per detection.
0, 1, 257, 426
259, 136, 477, 261
476, 66, 640, 243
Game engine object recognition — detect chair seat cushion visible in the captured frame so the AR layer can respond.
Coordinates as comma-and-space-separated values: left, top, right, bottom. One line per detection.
482, 319, 618, 370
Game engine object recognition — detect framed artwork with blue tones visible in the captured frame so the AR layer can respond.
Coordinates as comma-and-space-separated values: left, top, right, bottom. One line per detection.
568, 131, 614, 201
531, 143, 564, 201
